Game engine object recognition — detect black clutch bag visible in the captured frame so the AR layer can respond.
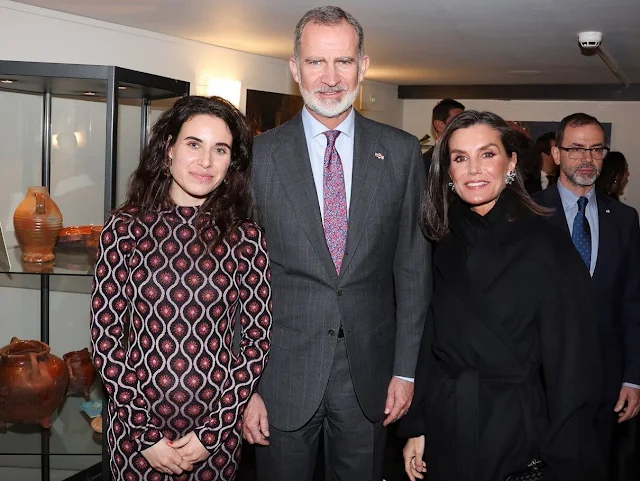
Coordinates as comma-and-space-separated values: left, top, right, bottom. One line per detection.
503, 458, 545, 481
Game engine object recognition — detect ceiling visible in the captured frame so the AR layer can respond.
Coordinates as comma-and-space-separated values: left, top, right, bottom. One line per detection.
15, 0, 640, 86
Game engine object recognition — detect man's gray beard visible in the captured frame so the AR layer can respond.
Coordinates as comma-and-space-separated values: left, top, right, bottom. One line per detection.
562, 163, 600, 187
299, 83, 360, 118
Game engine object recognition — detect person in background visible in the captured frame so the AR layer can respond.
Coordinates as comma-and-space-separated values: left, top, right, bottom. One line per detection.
596, 151, 630, 200
91, 95, 272, 481
511, 127, 542, 195
244, 6, 431, 481
535, 132, 559, 190
400, 110, 604, 481
535, 113, 640, 481
422, 98, 465, 174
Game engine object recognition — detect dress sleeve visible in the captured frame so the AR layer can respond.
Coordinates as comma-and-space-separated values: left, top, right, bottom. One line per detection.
195, 223, 272, 453
538, 240, 606, 481
90, 214, 163, 452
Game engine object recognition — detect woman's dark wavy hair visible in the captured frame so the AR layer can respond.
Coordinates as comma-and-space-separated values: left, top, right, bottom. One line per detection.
596, 151, 628, 199
117, 95, 253, 248
421, 110, 551, 241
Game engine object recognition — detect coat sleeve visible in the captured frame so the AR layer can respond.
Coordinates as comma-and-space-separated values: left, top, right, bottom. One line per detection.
90, 214, 164, 452
621, 208, 640, 385
392, 137, 432, 378
396, 305, 435, 439
194, 224, 272, 453
538, 240, 605, 481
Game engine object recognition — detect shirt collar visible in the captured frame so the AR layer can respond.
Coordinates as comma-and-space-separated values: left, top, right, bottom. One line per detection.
557, 177, 596, 209
301, 105, 355, 140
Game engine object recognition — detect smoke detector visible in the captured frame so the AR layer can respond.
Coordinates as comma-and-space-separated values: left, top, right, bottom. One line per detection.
578, 31, 603, 49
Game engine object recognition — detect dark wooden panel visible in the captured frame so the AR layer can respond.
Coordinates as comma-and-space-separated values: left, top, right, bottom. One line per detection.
397, 84, 640, 101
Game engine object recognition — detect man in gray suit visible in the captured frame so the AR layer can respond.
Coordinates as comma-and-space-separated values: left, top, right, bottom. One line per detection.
243, 6, 431, 480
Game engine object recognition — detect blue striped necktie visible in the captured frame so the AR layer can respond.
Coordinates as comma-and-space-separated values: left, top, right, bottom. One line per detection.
572, 196, 591, 269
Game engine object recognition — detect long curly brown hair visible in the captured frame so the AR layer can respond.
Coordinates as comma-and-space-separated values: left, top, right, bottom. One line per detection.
117, 95, 253, 247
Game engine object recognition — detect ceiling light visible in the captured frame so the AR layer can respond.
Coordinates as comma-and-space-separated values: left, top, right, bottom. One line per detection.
118, 86, 127, 90
1, 79, 16, 84
84, 91, 97, 96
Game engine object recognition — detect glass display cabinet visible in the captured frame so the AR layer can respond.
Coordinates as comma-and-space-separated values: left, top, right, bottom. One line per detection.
0, 60, 189, 481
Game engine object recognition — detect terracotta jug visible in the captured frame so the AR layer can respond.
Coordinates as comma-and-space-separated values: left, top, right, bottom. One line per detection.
0, 337, 70, 429
13, 186, 63, 263
63, 348, 97, 400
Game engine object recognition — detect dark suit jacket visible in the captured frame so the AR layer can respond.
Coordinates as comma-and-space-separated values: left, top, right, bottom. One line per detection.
422, 146, 434, 176
535, 184, 640, 401
523, 172, 542, 196
251, 110, 432, 431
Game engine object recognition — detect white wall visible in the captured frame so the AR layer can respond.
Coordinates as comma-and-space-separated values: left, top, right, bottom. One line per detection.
0, 0, 402, 128
403, 99, 640, 210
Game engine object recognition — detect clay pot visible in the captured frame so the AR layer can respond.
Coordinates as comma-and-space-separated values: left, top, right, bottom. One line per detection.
63, 348, 97, 400
13, 186, 63, 263
0, 338, 69, 429
86, 225, 103, 252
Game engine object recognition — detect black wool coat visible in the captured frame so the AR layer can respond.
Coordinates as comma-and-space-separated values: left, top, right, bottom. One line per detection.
400, 193, 605, 481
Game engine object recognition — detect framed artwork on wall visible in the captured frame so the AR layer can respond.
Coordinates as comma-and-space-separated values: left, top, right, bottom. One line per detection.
246, 89, 304, 137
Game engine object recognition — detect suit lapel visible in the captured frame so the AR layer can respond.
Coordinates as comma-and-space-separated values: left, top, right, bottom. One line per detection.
271, 114, 337, 279
593, 193, 613, 280
339, 112, 385, 278
546, 184, 570, 234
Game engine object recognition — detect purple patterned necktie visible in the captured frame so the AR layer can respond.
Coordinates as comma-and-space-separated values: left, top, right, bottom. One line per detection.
323, 130, 348, 274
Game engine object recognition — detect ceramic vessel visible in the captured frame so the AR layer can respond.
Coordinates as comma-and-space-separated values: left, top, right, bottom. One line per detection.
86, 225, 103, 252
13, 186, 63, 263
0, 337, 70, 429
63, 348, 97, 400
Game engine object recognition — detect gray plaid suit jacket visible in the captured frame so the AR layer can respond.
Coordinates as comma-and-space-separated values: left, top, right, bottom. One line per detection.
251, 110, 431, 431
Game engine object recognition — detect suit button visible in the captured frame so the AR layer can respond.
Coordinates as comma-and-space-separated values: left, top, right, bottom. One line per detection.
328, 329, 335, 336
337, 289, 343, 296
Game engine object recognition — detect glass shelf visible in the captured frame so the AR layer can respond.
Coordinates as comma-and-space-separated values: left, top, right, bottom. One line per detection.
0, 247, 95, 276
0, 396, 102, 456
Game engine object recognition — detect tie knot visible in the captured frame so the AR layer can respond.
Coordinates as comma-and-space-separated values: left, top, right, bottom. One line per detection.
324, 130, 341, 146
577, 196, 589, 211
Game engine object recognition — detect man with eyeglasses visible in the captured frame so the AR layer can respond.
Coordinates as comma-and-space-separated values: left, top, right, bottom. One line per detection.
535, 112, 640, 481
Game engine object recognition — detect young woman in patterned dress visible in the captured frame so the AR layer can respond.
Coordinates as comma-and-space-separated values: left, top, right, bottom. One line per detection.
90, 96, 272, 481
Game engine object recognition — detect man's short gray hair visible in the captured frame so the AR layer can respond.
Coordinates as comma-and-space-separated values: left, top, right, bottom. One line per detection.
293, 6, 365, 61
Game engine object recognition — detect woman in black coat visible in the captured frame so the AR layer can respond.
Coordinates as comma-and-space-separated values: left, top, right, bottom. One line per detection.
400, 111, 605, 481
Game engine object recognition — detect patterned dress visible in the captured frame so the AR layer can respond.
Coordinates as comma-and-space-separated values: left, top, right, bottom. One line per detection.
90, 206, 272, 481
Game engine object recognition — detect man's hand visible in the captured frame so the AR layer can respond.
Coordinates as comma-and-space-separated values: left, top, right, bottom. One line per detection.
141, 439, 192, 475
615, 385, 640, 422
383, 377, 414, 426
171, 432, 209, 465
242, 393, 270, 445
403, 435, 427, 481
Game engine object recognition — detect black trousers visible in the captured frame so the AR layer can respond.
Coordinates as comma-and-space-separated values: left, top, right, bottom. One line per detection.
254, 337, 387, 481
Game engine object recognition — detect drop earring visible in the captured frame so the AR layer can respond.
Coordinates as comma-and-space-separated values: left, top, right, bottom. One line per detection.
448, 181, 455, 192
505, 170, 516, 185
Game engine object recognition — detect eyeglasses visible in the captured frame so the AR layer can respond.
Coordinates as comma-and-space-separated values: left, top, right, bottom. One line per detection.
558, 146, 609, 160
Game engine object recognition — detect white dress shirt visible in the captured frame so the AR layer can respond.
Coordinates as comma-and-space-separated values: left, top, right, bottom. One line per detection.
540, 171, 550, 190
